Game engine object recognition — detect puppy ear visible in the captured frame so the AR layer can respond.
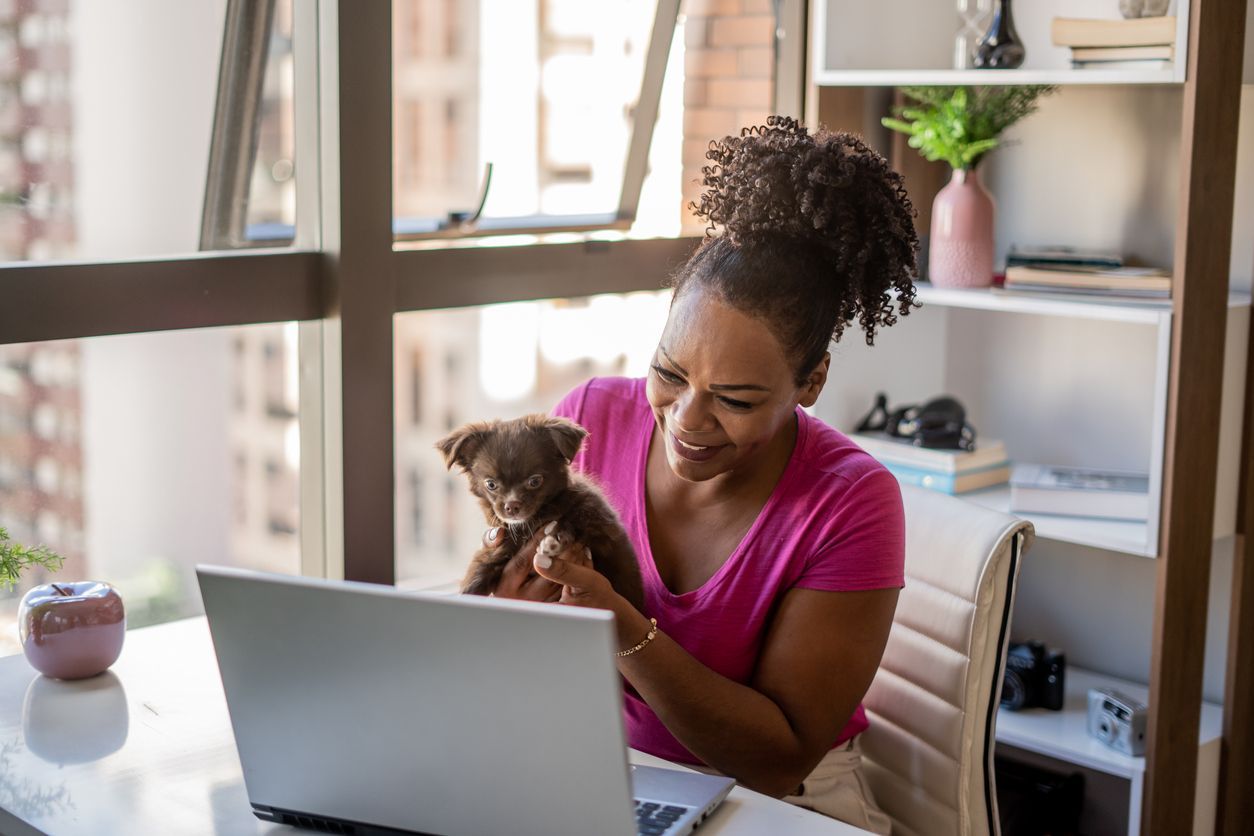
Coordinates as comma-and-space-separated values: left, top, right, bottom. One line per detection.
543, 416, 588, 461
435, 423, 491, 471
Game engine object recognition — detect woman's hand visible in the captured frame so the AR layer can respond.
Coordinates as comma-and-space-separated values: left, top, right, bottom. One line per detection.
482, 525, 563, 603
528, 523, 615, 610
484, 523, 650, 650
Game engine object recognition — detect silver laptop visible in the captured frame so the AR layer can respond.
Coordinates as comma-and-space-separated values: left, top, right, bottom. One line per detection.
197, 565, 733, 836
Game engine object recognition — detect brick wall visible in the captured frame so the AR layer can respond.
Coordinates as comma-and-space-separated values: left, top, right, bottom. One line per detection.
681, 0, 776, 232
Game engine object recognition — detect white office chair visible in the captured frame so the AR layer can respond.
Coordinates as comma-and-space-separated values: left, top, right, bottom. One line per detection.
860, 484, 1034, 836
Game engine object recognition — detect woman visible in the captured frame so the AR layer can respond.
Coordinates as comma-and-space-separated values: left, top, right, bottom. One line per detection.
487, 116, 919, 833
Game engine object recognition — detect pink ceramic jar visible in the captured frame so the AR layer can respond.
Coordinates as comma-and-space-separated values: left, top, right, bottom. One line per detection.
19, 581, 126, 680
929, 167, 996, 288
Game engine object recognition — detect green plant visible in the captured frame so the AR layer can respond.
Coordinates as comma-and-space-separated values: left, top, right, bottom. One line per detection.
882, 85, 1058, 171
0, 527, 63, 591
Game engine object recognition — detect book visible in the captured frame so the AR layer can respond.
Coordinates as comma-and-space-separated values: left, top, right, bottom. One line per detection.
1070, 45, 1174, 61
1004, 265, 1171, 293
994, 283, 1170, 301
1051, 16, 1177, 48
884, 461, 1012, 495
1071, 58, 1173, 70
852, 431, 1007, 474
1006, 246, 1123, 270
1009, 464, 1150, 521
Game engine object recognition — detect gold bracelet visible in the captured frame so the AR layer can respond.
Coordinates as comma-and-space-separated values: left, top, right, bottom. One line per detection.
615, 617, 659, 658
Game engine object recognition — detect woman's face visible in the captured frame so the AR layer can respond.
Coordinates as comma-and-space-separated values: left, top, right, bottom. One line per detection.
646, 286, 826, 484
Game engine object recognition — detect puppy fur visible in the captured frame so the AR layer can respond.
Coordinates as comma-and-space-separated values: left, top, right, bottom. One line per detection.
436, 414, 646, 613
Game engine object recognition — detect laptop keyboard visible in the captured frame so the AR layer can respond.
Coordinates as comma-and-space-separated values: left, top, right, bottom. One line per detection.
635, 800, 690, 835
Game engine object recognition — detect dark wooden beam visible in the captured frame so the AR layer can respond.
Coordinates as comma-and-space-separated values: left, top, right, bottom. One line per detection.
392, 237, 699, 313
1145, 0, 1247, 831
0, 250, 322, 345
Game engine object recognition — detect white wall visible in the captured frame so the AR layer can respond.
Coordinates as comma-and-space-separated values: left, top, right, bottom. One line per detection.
69, 0, 225, 259
71, 0, 235, 604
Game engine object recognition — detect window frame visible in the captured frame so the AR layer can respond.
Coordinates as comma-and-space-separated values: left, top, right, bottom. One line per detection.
0, 0, 800, 587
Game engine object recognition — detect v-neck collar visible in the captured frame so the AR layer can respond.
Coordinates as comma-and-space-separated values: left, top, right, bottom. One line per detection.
633, 406, 807, 603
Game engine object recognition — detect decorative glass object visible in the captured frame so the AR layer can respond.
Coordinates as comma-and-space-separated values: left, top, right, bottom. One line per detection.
955, 0, 993, 70
974, 0, 1026, 70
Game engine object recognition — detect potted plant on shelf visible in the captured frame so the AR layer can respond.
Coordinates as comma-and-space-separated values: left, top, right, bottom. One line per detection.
883, 84, 1056, 288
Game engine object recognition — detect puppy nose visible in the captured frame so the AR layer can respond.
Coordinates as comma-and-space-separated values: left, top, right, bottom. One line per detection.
503, 500, 522, 517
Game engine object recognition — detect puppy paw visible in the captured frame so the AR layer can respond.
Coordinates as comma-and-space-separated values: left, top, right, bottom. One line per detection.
538, 534, 563, 558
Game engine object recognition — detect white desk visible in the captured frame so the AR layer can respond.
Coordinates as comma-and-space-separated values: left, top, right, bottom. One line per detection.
0, 617, 865, 836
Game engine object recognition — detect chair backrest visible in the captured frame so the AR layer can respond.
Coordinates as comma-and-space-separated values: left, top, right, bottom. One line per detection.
860, 484, 1034, 836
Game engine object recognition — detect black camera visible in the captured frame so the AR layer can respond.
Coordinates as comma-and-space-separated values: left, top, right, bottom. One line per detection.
1000, 641, 1065, 711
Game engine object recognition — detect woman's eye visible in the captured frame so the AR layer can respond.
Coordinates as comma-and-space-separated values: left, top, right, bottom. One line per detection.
484, 479, 498, 492
651, 364, 682, 384
526, 476, 543, 489
718, 396, 753, 410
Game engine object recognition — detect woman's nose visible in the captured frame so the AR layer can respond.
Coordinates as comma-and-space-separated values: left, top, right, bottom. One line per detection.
671, 391, 712, 432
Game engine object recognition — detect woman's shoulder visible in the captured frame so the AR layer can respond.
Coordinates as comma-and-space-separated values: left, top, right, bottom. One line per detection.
551, 376, 647, 426
794, 410, 896, 492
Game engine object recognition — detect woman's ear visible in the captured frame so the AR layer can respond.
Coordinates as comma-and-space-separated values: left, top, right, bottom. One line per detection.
435, 422, 491, 471
798, 352, 831, 409
542, 416, 589, 461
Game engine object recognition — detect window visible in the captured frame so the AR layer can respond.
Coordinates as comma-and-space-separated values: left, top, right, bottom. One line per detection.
390, 0, 684, 237
0, 0, 784, 604
393, 291, 669, 588
0, 324, 300, 657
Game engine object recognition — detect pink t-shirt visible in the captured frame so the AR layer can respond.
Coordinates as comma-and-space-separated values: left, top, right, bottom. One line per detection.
552, 377, 905, 765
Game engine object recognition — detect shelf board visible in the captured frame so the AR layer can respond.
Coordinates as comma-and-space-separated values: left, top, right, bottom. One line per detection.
995, 667, 1223, 779
813, 68, 1182, 87
961, 486, 1155, 557
910, 284, 1252, 324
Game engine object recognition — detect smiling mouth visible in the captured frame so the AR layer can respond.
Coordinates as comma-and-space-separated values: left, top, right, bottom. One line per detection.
668, 430, 726, 463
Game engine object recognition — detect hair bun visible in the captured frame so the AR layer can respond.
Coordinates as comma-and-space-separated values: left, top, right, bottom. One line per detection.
680, 115, 919, 354
693, 115, 916, 258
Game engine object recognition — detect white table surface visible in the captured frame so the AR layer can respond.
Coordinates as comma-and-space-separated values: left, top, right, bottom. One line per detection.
0, 617, 864, 836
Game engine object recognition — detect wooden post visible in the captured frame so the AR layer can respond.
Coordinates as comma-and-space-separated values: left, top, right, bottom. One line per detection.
1144, 0, 1247, 832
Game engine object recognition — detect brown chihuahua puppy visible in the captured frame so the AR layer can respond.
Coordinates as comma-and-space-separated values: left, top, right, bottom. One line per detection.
436, 414, 645, 612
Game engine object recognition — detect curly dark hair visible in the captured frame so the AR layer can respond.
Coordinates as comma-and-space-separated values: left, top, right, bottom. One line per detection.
671, 115, 920, 384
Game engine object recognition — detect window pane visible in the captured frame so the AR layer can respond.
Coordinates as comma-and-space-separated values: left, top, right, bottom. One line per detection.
0, 2, 296, 262
0, 323, 301, 657
391, 0, 682, 234
244, 0, 296, 243
394, 292, 670, 588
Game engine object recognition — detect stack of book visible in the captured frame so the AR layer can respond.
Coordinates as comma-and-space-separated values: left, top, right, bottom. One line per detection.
1001, 247, 1171, 299
1009, 464, 1150, 521
1051, 16, 1176, 70
852, 432, 1010, 495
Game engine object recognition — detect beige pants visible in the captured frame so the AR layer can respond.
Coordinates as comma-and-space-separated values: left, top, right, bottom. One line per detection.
783, 737, 892, 835
693, 736, 892, 835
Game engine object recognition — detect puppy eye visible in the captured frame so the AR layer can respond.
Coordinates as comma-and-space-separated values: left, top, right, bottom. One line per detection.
484, 479, 498, 492
526, 475, 543, 490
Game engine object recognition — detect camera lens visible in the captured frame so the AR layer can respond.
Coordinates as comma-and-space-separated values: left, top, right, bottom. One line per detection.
1001, 670, 1028, 710
1097, 715, 1115, 742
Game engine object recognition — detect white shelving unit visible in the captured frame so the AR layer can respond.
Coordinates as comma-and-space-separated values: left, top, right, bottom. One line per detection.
812, 0, 1191, 87
812, 68, 1180, 88
898, 287, 1252, 559
995, 667, 1223, 836
809, 1, 1243, 829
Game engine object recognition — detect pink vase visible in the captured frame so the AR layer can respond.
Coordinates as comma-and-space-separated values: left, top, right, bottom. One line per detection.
929, 167, 995, 288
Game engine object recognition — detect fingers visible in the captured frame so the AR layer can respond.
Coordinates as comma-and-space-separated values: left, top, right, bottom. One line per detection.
482, 526, 504, 548
533, 542, 602, 590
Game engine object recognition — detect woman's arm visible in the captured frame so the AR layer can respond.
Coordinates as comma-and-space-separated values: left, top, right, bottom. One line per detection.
533, 548, 899, 798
